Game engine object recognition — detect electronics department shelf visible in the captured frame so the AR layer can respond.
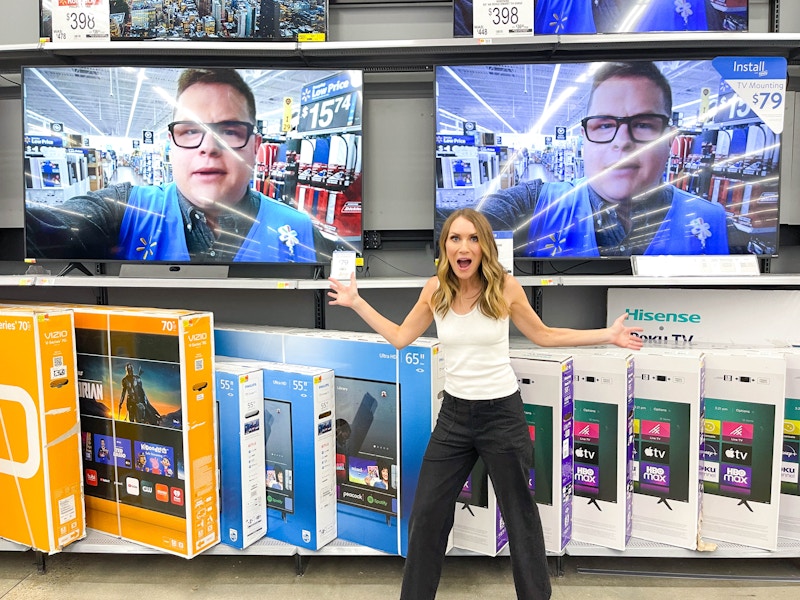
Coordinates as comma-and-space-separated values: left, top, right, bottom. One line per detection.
2, 275, 800, 291
7, 32, 800, 69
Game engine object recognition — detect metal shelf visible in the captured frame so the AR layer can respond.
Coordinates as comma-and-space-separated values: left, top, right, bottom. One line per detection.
2, 273, 800, 290
60, 529, 296, 556
566, 536, 800, 558
0, 539, 29, 552
1, 33, 800, 72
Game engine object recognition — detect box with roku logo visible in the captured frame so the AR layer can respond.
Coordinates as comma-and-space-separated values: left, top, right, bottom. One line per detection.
701, 350, 785, 551
632, 348, 705, 550
566, 349, 634, 552
0, 306, 85, 553
217, 358, 336, 551
509, 349, 574, 555
46, 303, 218, 558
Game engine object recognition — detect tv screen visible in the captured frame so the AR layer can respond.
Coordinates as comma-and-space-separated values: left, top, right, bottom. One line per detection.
334, 377, 398, 519
454, 0, 748, 36
434, 57, 785, 260
633, 398, 691, 505
573, 401, 618, 505
264, 398, 294, 515
40, 1, 327, 42
22, 66, 363, 265
702, 398, 776, 506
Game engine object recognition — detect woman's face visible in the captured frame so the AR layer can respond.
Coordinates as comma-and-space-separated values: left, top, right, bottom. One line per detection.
445, 216, 482, 281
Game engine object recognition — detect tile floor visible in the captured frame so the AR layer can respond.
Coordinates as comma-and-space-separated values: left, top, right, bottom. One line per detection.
1, 550, 799, 600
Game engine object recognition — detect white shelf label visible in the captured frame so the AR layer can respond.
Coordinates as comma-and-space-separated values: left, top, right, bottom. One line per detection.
631, 255, 761, 278
51, 0, 111, 43
472, 0, 533, 38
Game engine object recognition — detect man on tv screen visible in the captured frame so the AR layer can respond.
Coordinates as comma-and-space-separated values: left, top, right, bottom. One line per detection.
25, 68, 319, 263
480, 61, 734, 257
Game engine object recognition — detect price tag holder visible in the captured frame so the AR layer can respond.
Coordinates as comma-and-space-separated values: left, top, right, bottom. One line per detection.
330, 251, 357, 284
472, 0, 534, 38
51, 0, 110, 43
631, 255, 761, 278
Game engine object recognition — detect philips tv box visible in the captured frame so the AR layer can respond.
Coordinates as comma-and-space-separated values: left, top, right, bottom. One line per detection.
0, 307, 85, 553
52, 303, 219, 558
215, 324, 445, 556
567, 349, 634, 552
632, 348, 705, 550
701, 350, 785, 551
218, 358, 337, 551
509, 349, 574, 555
215, 363, 267, 549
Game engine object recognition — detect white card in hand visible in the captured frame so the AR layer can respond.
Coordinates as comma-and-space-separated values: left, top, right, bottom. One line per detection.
330, 251, 357, 284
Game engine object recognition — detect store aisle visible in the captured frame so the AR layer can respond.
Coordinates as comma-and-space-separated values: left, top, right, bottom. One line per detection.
1, 551, 798, 600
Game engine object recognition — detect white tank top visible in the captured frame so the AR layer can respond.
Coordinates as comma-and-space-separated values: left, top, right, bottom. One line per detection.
433, 305, 519, 400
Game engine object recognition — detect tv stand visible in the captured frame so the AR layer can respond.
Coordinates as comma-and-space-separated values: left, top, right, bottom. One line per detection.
459, 502, 475, 517
586, 497, 602, 511
657, 497, 673, 511
738, 498, 754, 513
57, 262, 94, 277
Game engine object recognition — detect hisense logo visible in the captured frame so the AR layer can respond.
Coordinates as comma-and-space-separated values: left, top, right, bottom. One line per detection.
625, 308, 701, 323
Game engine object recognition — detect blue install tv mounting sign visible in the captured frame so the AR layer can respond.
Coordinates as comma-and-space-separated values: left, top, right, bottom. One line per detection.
712, 57, 787, 134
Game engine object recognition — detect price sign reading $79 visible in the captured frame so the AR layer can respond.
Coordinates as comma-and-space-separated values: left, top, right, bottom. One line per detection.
472, 0, 533, 38
50, 0, 110, 43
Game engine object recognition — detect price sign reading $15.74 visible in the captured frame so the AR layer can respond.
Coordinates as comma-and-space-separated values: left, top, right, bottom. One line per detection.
472, 0, 533, 38
51, 0, 110, 43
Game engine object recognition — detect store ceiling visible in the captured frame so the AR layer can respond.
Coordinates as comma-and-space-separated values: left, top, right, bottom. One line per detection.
21, 66, 336, 143
434, 60, 733, 140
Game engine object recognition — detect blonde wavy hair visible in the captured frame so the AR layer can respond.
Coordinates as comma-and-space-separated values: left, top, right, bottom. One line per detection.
432, 208, 509, 319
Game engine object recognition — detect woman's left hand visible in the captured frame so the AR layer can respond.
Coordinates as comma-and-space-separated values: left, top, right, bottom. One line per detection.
609, 313, 644, 351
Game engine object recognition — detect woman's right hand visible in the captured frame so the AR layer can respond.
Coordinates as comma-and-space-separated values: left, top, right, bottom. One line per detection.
328, 272, 359, 308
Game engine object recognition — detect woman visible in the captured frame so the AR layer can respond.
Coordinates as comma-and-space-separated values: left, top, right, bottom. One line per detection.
328, 208, 642, 599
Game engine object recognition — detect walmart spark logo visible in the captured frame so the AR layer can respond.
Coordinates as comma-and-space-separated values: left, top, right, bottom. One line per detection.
136, 237, 157, 259
542, 232, 567, 256
548, 13, 569, 34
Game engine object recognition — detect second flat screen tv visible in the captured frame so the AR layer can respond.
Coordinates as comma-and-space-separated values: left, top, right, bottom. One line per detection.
434, 57, 786, 260
22, 66, 363, 266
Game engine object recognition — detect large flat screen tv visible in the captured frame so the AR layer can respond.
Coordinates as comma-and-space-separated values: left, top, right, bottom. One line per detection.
434, 57, 785, 260
40, 0, 327, 42
454, 0, 749, 36
23, 66, 363, 266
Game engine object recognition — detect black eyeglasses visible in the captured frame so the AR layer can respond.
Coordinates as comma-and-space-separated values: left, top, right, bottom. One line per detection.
581, 114, 671, 144
168, 121, 255, 149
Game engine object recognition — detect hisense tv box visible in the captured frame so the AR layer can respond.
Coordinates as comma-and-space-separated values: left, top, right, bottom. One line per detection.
701, 350, 785, 551
632, 348, 705, 550
778, 348, 800, 542
568, 349, 635, 552
509, 349, 574, 555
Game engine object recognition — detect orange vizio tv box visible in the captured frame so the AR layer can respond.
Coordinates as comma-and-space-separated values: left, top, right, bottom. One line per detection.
0, 307, 85, 553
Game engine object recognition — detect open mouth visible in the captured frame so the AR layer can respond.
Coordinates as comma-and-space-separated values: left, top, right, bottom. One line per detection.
456, 258, 472, 269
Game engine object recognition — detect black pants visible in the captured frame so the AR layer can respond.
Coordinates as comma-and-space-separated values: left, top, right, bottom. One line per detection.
400, 390, 552, 599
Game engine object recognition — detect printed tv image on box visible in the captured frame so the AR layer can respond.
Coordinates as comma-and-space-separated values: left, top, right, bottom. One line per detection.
434, 57, 785, 260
